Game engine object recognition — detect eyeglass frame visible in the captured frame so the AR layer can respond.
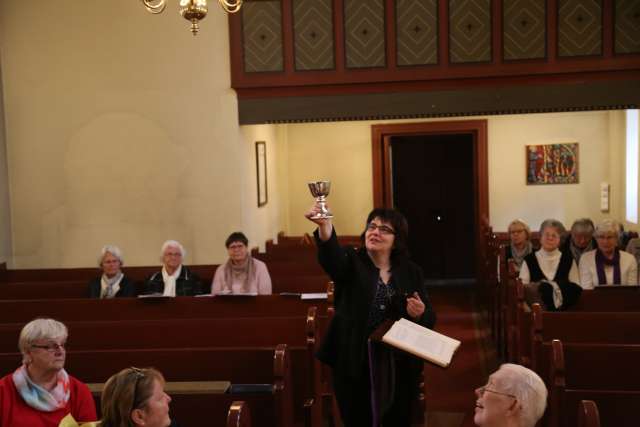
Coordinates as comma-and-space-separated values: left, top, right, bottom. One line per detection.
31, 342, 66, 352
366, 222, 396, 235
476, 386, 517, 399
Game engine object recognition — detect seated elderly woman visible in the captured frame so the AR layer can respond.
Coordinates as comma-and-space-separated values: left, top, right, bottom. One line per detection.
144, 240, 202, 296
99, 367, 172, 427
88, 245, 136, 298
474, 363, 547, 427
560, 218, 595, 266
578, 219, 638, 288
0, 318, 97, 426
519, 219, 582, 310
505, 219, 533, 272
211, 232, 272, 295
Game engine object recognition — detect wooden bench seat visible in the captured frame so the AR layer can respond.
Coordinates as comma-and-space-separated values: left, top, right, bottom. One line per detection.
0, 295, 328, 323
549, 340, 640, 427
78, 347, 292, 427
530, 303, 640, 372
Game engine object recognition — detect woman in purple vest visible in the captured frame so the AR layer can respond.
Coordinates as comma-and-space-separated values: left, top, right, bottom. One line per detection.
519, 219, 581, 310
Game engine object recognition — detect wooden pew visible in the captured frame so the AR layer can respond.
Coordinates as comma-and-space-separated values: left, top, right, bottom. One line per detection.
0, 310, 323, 427
0, 274, 330, 299
507, 285, 640, 368
227, 401, 252, 427
530, 303, 640, 373
578, 400, 600, 427
0, 295, 328, 324
549, 340, 640, 427
74, 347, 290, 427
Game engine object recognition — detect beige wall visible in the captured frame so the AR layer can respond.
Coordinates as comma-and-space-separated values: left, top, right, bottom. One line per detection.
0, 0, 282, 268
284, 112, 628, 236
0, 54, 11, 265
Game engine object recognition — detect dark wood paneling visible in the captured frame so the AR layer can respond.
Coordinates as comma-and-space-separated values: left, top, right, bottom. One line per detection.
229, 0, 640, 105
238, 78, 639, 124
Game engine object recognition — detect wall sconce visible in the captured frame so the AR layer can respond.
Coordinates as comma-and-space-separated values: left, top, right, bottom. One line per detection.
141, 0, 242, 36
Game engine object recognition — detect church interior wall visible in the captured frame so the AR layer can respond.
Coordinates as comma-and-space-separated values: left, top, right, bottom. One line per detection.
283, 111, 628, 236
0, 2, 634, 268
0, 51, 12, 265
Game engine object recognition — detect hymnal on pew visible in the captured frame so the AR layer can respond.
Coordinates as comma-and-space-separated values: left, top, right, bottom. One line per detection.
381, 318, 461, 368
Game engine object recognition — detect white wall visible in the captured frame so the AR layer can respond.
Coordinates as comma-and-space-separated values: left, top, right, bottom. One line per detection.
0, 0, 282, 267
0, 53, 11, 265
283, 112, 627, 235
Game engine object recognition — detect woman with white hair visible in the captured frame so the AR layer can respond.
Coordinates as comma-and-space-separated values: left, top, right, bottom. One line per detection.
505, 219, 533, 272
519, 219, 582, 310
88, 245, 136, 298
144, 240, 203, 296
474, 363, 547, 427
578, 219, 638, 288
0, 318, 97, 426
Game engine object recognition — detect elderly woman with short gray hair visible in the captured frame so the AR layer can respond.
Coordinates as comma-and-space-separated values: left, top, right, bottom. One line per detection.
505, 219, 533, 272
560, 218, 595, 265
0, 318, 97, 426
88, 245, 136, 298
578, 219, 638, 288
474, 363, 547, 427
519, 219, 582, 310
144, 240, 203, 296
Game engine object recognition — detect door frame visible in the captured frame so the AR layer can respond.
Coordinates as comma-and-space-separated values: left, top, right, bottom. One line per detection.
371, 120, 489, 283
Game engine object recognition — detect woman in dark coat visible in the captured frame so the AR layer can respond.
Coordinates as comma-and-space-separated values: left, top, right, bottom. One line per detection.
88, 245, 136, 298
306, 204, 436, 426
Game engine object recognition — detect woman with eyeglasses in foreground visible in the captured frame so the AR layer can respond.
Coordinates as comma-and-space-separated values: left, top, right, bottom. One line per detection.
306, 204, 436, 426
474, 364, 547, 427
100, 367, 172, 427
0, 318, 97, 426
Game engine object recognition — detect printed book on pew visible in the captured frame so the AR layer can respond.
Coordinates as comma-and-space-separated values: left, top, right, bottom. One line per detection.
382, 318, 461, 368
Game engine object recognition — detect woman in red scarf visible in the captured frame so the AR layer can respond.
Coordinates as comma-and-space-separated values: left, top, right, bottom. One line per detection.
0, 318, 96, 427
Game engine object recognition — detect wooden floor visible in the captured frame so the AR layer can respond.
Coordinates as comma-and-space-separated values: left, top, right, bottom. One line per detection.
422, 286, 497, 427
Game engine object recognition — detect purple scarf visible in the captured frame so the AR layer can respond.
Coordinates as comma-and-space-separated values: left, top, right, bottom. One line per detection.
595, 249, 621, 285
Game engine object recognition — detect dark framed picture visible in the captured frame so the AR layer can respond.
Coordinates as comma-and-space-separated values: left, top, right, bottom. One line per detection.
256, 141, 268, 207
526, 143, 579, 185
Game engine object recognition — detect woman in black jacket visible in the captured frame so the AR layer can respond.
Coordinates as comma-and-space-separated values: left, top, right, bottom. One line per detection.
88, 245, 136, 298
306, 204, 436, 426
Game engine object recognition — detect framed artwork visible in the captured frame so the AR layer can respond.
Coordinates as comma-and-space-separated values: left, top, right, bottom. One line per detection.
256, 141, 268, 207
526, 143, 579, 185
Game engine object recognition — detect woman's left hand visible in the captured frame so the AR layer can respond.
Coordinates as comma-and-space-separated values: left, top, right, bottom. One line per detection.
406, 292, 425, 320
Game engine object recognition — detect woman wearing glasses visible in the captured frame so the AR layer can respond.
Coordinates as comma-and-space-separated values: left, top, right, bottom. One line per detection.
474, 364, 547, 427
0, 318, 97, 426
100, 367, 172, 427
306, 204, 435, 427
211, 232, 272, 295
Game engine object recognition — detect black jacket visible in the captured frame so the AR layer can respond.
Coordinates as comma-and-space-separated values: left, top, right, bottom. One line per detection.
88, 275, 136, 298
314, 228, 436, 378
143, 266, 203, 296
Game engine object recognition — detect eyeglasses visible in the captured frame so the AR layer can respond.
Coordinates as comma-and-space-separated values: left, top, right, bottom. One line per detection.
31, 342, 66, 352
228, 243, 246, 250
366, 223, 396, 235
130, 367, 146, 410
509, 229, 526, 234
476, 386, 516, 399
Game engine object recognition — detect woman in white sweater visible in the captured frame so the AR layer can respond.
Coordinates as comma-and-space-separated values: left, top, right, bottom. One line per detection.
579, 219, 638, 288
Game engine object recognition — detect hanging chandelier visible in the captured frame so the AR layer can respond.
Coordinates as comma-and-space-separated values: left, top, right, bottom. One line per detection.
141, 0, 242, 36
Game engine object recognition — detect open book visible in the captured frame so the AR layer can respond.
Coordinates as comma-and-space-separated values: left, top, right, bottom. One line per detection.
382, 318, 461, 368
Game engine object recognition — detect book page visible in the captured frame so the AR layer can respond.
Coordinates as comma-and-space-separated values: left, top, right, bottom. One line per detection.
382, 319, 461, 367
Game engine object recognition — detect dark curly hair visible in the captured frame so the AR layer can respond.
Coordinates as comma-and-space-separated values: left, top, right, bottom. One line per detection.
360, 208, 410, 259
225, 232, 249, 248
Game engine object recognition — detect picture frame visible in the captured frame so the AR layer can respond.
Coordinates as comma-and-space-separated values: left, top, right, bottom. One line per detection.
526, 142, 579, 185
256, 141, 268, 207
